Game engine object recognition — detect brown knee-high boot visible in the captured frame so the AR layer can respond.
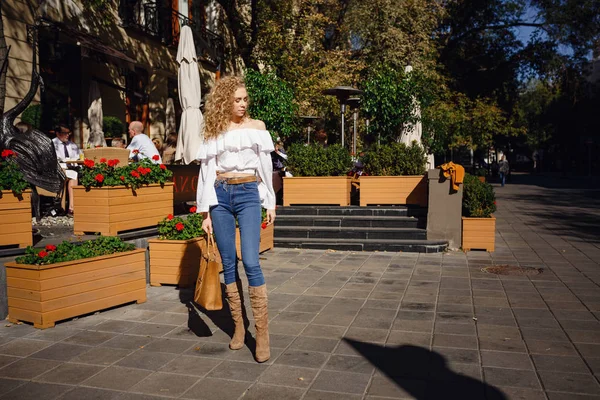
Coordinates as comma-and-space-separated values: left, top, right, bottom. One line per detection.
225, 281, 245, 350
248, 284, 270, 363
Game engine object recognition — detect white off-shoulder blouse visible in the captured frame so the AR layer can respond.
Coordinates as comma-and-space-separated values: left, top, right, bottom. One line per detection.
195, 128, 276, 212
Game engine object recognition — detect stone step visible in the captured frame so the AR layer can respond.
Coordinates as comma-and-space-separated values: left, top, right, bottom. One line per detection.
274, 237, 448, 253
275, 226, 427, 240
276, 206, 425, 217
275, 215, 420, 228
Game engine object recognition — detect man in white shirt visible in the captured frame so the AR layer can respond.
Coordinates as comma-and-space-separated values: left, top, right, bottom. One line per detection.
127, 121, 162, 163
52, 125, 81, 216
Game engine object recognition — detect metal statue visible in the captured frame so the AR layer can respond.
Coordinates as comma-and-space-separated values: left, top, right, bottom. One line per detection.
0, 36, 66, 194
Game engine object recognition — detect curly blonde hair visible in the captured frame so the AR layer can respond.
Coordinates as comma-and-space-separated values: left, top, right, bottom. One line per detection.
203, 76, 249, 140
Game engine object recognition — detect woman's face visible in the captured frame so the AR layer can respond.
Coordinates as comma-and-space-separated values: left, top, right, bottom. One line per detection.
231, 87, 248, 119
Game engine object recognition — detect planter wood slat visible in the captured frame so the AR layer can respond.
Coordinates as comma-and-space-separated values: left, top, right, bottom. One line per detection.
5, 248, 147, 329
148, 236, 205, 287
235, 223, 274, 259
0, 190, 32, 248
283, 177, 351, 206
462, 217, 496, 252
73, 183, 173, 236
359, 176, 427, 207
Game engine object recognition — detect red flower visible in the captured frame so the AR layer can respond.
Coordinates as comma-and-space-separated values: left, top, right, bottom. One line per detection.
108, 159, 119, 167
1, 149, 14, 158
494, 201, 497, 205
159, 164, 166, 170
145, 167, 151, 175
167, 214, 174, 220
189, 206, 197, 213
100, 158, 107, 163
120, 176, 125, 181
45, 245, 56, 251
95, 174, 104, 183
38, 250, 48, 258
152, 155, 160, 161
132, 149, 140, 154
84, 159, 95, 168
175, 222, 185, 231
261, 222, 268, 230
131, 170, 140, 178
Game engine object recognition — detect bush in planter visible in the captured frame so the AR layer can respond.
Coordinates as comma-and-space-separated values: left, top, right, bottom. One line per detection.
0, 149, 29, 195
79, 156, 173, 190
16, 236, 135, 265
287, 144, 352, 176
475, 167, 488, 177
103, 116, 126, 138
158, 206, 205, 240
462, 174, 496, 218
361, 142, 426, 176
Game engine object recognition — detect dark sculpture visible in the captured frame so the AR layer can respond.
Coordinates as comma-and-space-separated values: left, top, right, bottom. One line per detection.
0, 38, 66, 194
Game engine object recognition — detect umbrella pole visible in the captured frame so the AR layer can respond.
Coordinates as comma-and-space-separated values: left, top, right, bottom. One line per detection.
307, 126, 311, 144
353, 109, 358, 155
341, 104, 346, 147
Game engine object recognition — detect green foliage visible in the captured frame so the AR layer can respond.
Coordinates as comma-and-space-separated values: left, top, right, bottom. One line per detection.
0, 150, 29, 195
20, 104, 42, 129
103, 116, 125, 138
244, 69, 299, 141
361, 65, 419, 144
462, 174, 496, 218
475, 168, 488, 177
16, 236, 136, 266
287, 144, 352, 176
361, 142, 426, 176
79, 158, 172, 191
158, 209, 205, 240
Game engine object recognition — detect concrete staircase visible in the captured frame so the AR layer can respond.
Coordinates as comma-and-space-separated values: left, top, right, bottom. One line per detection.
275, 206, 448, 253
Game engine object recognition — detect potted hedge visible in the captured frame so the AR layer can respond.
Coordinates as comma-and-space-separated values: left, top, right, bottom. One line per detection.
461, 174, 497, 252
103, 116, 126, 147
359, 142, 428, 206
475, 167, 488, 183
284, 144, 353, 206
148, 206, 205, 287
73, 156, 174, 236
5, 236, 146, 329
0, 149, 32, 248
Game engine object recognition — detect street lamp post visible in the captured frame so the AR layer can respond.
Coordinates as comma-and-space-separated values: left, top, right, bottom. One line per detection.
300, 116, 319, 145
347, 97, 360, 154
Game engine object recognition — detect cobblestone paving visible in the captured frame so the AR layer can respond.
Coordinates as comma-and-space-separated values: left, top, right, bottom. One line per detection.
0, 174, 598, 399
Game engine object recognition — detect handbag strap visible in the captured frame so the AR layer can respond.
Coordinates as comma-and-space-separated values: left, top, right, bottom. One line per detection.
207, 234, 217, 259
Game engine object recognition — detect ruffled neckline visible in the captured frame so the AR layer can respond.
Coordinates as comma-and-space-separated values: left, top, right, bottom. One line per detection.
196, 128, 274, 160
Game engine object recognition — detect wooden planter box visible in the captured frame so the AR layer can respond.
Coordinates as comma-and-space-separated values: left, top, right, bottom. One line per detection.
359, 176, 428, 207
5, 248, 147, 329
148, 236, 205, 287
283, 177, 351, 206
235, 223, 274, 259
0, 190, 32, 248
462, 216, 496, 252
73, 183, 174, 236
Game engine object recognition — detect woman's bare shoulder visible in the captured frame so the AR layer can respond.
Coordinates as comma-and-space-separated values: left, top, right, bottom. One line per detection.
246, 119, 267, 130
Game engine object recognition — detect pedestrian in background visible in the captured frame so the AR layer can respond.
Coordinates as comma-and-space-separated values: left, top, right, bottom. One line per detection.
499, 155, 510, 187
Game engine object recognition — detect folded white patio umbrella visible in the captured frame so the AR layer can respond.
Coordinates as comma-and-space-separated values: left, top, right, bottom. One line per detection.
175, 26, 204, 165
87, 80, 106, 147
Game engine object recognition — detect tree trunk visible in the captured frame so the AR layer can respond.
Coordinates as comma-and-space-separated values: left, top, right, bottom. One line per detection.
0, 2, 8, 116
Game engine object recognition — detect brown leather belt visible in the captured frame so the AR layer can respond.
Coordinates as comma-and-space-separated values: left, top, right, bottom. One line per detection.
216, 175, 258, 185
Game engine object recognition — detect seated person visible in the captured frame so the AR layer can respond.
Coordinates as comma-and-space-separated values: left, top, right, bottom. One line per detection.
127, 121, 162, 163
52, 124, 80, 216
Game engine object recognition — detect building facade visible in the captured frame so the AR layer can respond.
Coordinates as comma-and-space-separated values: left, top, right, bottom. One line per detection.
2, 0, 227, 151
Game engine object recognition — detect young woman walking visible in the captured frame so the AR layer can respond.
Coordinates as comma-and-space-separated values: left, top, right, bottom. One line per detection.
196, 76, 276, 363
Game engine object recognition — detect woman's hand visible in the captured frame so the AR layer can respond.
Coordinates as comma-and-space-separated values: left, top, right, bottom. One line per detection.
266, 209, 276, 225
202, 215, 213, 235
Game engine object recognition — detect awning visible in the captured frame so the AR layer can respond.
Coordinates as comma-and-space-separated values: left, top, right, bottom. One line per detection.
40, 20, 136, 70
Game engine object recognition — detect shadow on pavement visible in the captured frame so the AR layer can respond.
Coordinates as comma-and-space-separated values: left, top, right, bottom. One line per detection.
344, 339, 507, 400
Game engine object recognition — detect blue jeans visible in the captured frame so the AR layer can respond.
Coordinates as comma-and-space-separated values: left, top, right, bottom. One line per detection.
210, 180, 265, 287
500, 172, 506, 187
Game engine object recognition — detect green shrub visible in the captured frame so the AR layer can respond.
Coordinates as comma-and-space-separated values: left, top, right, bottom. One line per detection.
462, 174, 496, 218
475, 167, 488, 177
0, 149, 29, 195
157, 207, 205, 240
361, 142, 426, 176
20, 104, 42, 129
244, 69, 299, 141
103, 116, 126, 138
287, 144, 352, 176
16, 236, 136, 265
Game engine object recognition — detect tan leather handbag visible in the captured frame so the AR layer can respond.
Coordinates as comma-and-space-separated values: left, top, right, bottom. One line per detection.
194, 235, 223, 310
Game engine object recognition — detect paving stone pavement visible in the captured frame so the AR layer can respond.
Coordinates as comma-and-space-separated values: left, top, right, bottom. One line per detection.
0, 174, 598, 399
